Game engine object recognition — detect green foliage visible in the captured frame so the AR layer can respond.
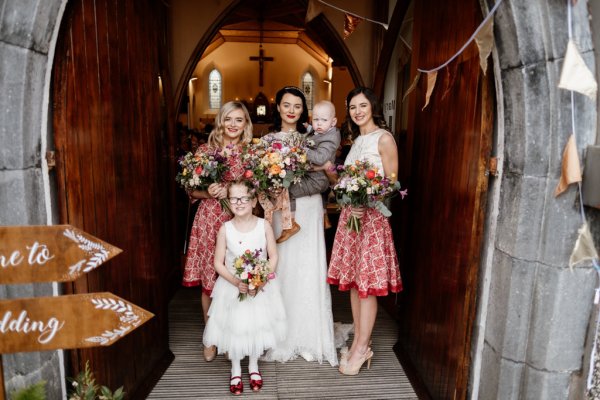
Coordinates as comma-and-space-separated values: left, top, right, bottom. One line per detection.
67, 361, 125, 400
9, 380, 47, 400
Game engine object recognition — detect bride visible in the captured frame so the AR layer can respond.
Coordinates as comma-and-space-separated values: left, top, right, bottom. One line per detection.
261, 86, 339, 366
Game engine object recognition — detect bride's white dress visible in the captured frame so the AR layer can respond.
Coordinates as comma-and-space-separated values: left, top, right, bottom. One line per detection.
262, 193, 340, 366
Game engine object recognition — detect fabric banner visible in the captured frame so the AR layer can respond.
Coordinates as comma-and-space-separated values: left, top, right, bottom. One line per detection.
305, 0, 323, 23
422, 71, 438, 110
554, 134, 582, 197
569, 223, 599, 269
343, 13, 363, 39
403, 72, 421, 102
474, 18, 494, 74
558, 40, 597, 99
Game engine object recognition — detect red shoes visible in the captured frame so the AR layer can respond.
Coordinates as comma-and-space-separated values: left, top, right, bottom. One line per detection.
229, 376, 243, 396
249, 372, 263, 392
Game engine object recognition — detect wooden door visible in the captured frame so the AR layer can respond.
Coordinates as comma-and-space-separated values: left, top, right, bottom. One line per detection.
52, 1, 176, 397
395, 0, 493, 398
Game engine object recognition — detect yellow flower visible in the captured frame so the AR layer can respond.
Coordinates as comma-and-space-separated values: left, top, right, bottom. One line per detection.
234, 258, 243, 268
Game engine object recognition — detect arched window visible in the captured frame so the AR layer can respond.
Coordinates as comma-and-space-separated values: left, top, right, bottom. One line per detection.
302, 72, 314, 111
208, 69, 222, 109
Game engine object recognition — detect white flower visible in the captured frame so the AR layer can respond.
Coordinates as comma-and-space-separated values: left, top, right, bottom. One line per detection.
249, 283, 255, 290
367, 188, 372, 194
279, 171, 287, 178
240, 271, 248, 280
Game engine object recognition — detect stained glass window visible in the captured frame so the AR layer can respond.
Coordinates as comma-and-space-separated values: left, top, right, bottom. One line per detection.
302, 72, 314, 111
209, 69, 222, 109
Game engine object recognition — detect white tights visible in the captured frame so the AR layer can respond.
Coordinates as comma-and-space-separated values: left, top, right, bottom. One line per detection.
230, 354, 259, 383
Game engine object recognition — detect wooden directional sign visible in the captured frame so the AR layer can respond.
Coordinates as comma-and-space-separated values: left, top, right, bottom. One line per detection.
0, 225, 122, 284
0, 292, 153, 353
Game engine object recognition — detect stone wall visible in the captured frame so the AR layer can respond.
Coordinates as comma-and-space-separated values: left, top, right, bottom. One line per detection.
0, 0, 66, 398
474, 0, 598, 398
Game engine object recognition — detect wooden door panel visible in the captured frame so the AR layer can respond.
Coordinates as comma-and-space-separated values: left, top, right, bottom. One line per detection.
52, 1, 175, 397
396, 0, 493, 398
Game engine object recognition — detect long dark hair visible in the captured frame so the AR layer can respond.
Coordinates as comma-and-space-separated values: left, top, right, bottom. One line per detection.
272, 86, 309, 133
345, 87, 388, 139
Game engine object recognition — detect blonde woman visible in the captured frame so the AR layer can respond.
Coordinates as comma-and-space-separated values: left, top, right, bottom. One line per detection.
182, 101, 253, 361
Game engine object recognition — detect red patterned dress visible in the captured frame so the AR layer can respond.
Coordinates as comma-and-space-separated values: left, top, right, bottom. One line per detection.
327, 129, 403, 298
182, 144, 245, 294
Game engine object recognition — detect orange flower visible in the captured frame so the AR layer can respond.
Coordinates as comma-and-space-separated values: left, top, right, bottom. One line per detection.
244, 170, 254, 178
269, 164, 282, 175
365, 170, 376, 179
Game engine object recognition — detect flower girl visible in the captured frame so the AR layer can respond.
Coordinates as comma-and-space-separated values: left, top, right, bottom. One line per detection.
203, 180, 286, 395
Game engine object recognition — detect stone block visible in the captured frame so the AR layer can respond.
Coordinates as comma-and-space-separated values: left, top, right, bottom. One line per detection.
0, 169, 46, 225
0, 42, 46, 170
496, 174, 547, 259
499, 258, 536, 362
523, 365, 570, 399
527, 265, 595, 371
5, 350, 63, 400
538, 179, 586, 266
483, 250, 513, 352
0, 0, 64, 54
501, 67, 526, 175
497, 357, 524, 400
478, 342, 501, 399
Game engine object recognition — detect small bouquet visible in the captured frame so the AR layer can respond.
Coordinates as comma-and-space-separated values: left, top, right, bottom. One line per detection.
332, 160, 407, 233
233, 249, 274, 301
243, 134, 311, 195
175, 145, 238, 213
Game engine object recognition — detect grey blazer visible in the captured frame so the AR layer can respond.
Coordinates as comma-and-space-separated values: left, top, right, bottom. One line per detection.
289, 127, 341, 199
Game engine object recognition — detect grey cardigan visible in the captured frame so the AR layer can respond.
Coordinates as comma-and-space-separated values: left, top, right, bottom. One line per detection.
289, 127, 341, 199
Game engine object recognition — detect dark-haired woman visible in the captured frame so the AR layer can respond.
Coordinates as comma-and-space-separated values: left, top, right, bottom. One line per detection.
327, 87, 403, 375
262, 86, 338, 366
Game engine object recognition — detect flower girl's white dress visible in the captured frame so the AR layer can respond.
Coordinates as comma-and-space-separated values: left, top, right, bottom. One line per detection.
203, 218, 286, 360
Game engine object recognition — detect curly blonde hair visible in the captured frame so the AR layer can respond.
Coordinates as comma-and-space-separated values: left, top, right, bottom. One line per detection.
207, 101, 253, 148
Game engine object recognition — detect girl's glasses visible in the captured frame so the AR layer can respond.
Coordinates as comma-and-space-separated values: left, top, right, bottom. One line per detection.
228, 196, 252, 204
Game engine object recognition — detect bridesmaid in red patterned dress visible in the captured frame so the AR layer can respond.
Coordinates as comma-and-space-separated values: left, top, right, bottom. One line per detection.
327, 87, 402, 375
183, 101, 253, 361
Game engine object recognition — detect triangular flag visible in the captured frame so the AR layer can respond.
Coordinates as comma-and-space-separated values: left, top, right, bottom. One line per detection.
554, 134, 582, 197
474, 18, 494, 74
569, 223, 599, 269
343, 13, 363, 39
441, 64, 458, 100
422, 71, 438, 110
558, 40, 598, 99
403, 72, 421, 102
305, 0, 323, 23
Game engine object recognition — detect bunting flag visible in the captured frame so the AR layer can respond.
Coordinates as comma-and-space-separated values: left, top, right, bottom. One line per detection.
422, 71, 438, 110
343, 13, 363, 39
474, 18, 494, 74
569, 223, 599, 269
558, 40, 598, 99
402, 72, 421, 102
441, 64, 458, 100
305, 0, 323, 23
554, 134, 582, 197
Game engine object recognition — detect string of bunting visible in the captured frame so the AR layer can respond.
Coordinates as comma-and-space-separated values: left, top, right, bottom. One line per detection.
403, 0, 503, 110
551, 0, 600, 391
306, 0, 388, 39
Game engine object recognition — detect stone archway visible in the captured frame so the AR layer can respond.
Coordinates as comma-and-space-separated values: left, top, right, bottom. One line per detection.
470, 1, 597, 398
1, 1, 598, 399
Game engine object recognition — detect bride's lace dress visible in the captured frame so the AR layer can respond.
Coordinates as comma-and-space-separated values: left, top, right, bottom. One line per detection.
262, 193, 341, 366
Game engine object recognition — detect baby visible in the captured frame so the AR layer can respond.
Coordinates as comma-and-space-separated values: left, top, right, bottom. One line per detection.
277, 100, 341, 242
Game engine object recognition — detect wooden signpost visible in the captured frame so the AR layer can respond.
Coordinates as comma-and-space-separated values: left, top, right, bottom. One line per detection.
0, 225, 153, 400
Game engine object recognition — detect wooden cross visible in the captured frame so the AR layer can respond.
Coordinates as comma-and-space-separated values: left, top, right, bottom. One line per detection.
249, 47, 273, 87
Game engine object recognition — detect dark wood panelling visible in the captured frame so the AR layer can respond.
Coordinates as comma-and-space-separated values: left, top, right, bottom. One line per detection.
52, 0, 176, 398
395, 0, 493, 398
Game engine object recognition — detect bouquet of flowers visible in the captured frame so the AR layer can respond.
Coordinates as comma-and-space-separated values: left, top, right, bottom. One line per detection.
233, 249, 274, 301
243, 135, 311, 195
332, 160, 407, 233
175, 145, 238, 213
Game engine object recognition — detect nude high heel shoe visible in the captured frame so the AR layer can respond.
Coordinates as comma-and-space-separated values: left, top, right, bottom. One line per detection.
339, 348, 373, 375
